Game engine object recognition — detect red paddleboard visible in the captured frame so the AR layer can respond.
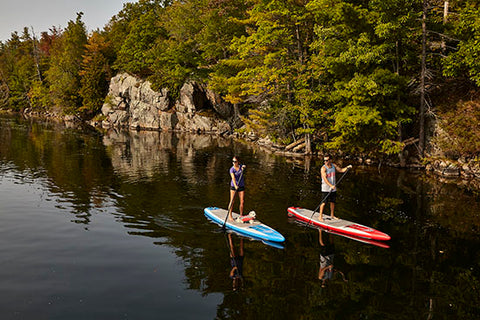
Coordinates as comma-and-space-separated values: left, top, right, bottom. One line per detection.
287, 206, 391, 241
288, 216, 390, 248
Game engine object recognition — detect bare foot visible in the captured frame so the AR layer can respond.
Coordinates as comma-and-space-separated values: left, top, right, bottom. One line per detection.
318, 216, 324, 222
331, 215, 339, 220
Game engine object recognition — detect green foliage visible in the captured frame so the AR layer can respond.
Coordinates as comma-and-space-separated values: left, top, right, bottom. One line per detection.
79, 32, 111, 119
210, 0, 319, 143
308, 0, 417, 156
28, 80, 51, 110
328, 69, 413, 155
45, 13, 88, 114
241, 108, 276, 136
114, 10, 162, 76
0, 30, 38, 110
149, 0, 249, 97
442, 3, 480, 86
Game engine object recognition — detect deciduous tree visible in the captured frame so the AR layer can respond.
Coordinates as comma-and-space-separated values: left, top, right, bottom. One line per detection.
79, 32, 111, 119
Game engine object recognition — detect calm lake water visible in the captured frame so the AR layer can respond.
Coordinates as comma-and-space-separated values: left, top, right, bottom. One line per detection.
0, 114, 479, 319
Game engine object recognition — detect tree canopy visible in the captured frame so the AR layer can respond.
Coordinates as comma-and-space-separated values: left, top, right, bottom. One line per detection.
1, 0, 480, 158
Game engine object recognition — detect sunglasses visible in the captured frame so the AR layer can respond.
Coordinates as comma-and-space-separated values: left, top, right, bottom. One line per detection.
324, 158, 330, 161
232, 160, 238, 163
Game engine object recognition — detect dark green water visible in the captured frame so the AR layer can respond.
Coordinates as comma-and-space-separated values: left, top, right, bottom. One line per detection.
0, 115, 479, 319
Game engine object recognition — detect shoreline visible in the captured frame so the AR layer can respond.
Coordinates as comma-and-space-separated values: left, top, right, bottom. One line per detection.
3, 109, 480, 183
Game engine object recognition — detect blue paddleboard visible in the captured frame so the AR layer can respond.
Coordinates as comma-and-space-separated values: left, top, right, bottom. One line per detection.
204, 207, 285, 243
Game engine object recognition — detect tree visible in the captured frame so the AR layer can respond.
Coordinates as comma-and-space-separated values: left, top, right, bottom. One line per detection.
105, 0, 170, 55
210, 0, 318, 148
114, 9, 162, 77
0, 29, 37, 110
308, 0, 417, 157
150, 0, 250, 96
79, 32, 111, 119
27, 28, 62, 110
442, 1, 480, 86
45, 13, 87, 114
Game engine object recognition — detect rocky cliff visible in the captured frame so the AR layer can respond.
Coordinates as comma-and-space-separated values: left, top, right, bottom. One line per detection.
99, 73, 241, 134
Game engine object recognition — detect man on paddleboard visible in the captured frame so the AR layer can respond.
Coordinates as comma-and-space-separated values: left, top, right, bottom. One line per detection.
319, 154, 352, 221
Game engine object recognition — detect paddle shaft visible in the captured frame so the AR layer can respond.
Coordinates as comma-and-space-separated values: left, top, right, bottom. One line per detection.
306, 167, 350, 228
222, 167, 245, 229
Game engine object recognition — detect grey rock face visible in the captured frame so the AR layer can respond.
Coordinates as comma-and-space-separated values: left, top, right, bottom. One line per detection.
100, 73, 241, 134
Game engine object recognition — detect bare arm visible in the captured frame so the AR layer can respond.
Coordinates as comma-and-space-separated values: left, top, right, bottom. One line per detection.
321, 166, 335, 189
230, 172, 238, 189
318, 265, 333, 280
334, 163, 352, 173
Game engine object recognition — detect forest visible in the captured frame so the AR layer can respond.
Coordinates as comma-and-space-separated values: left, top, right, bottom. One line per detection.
0, 0, 479, 161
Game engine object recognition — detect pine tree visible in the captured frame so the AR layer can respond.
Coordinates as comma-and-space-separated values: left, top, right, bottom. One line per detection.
45, 13, 87, 114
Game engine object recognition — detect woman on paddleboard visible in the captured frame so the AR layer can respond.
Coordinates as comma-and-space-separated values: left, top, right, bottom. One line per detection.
228, 156, 246, 221
319, 154, 352, 221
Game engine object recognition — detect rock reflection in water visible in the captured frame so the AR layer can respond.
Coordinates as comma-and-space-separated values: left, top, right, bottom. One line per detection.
103, 129, 233, 182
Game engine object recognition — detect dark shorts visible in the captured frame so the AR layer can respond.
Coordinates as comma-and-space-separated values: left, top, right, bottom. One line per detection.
231, 186, 245, 192
322, 191, 336, 203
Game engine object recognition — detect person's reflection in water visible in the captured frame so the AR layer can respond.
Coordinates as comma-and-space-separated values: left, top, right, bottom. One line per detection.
318, 229, 347, 287
227, 233, 244, 291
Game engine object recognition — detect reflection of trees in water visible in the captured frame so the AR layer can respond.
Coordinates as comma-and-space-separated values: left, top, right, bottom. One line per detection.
102, 129, 284, 208
379, 171, 480, 319
0, 116, 115, 225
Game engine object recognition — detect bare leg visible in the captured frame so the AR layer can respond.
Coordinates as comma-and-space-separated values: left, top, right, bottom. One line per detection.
239, 238, 244, 256
238, 191, 245, 216
319, 202, 325, 221
330, 202, 338, 219
228, 189, 236, 221
228, 233, 235, 257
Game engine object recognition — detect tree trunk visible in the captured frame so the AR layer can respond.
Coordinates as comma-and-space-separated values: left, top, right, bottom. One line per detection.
295, 24, 303, 65
285, 137, 306, 151
395, 40, 406, 166
30, 27, 42, 82
398, 124, 406, 167
305, 133, 312, 155
419, 0, 427, 158
441, 2, 449, 53
443, 2, 449, 24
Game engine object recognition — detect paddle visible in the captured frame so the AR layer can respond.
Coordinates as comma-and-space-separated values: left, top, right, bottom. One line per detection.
305, 166, 351, 228
222, 166, 245, 230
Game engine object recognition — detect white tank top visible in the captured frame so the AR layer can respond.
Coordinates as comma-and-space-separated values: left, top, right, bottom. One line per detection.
321, 164, 336, 192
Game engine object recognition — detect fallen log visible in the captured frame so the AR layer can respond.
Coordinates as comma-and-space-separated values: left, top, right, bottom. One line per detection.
285, 137, 305, 151
292, 142, 306, 152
